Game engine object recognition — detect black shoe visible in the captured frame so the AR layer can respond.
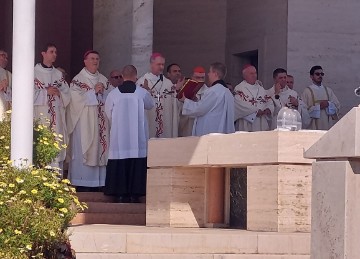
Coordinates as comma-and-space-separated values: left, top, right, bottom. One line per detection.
115, 196, 130, 203
75, 186, 92, 192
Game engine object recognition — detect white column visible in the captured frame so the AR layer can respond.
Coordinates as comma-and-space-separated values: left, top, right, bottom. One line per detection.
11, 0, 35, 166
131, 0, 153, 76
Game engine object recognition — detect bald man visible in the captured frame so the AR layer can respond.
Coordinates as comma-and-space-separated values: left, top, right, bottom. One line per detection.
104, 65, 154, 203
234, 65, 274, 131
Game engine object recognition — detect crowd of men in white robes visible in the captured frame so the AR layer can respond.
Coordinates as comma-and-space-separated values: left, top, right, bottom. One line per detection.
0, 46, 340, 202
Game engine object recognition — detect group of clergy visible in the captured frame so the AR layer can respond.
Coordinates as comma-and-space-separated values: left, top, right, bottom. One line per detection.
0, 46, 340, 202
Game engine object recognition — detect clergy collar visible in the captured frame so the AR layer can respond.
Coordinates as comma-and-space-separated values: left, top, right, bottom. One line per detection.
84, 68, 99, 77
148, 72, 162, 79
118, 80, 136, 93
41, 63, 53, 69
312, 83, 324, 89
211, 79, 227, 88
274, 85, 289, 93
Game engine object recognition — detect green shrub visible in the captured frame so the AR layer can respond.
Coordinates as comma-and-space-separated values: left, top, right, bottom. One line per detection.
0, 112, 86, 258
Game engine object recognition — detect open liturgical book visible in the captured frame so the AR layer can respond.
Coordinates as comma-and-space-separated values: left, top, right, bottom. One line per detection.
176, 79, 204, 100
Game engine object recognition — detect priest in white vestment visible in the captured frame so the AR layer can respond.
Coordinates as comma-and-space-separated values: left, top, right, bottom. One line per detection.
104, 65, 154, 203
67, 50, 112, 189
34, 44, 70, 170
178, 66, 208, 137
267, 68, 310, 129
0, 49, 12, 118
234, 65, 274, 132
137, 53, 178, 138
301, 66, 340, 130
181, 62, 235, 136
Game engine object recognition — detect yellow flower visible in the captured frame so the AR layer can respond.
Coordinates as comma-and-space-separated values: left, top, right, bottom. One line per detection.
0, 228, 2, 233
7, 190, 13, 194
61, 144, 67, 148
5, 110, 11, 114
58, 198, 64, 203
42, 177, 47, 181
18, 190, 26, 195
57, 190, 63, 193
61, 179, 70, 184
44, 141, 49, 145
53, 132, 58, 137
59, 208, 68, 213
24, 199, 32, 204
31, 189, 38, 194
73, 197, 80, 205
49, 230, 55, 237
15, 177, 24, 183
14, 229, 22, 235
31, 170, 39, 175
43, 137, 48, 141
0, 182, 7, 187
4, 146, 9, 150
38, 125, 43, 130
8, 183, 15, 188
0, 201, 4, 205
58, 134, 63, 138
26, 244, 32, 250
0, 136, 5, 140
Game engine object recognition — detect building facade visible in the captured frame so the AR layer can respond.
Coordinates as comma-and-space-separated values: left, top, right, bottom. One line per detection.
1, 0, 359, 115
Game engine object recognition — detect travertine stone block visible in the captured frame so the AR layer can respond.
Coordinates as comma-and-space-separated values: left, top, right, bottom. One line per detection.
207, 131, 323, 166
310, 160, 360, 259
148, 137, 209, 167
305, 107, 360, 159
247, 165, 312, 232
146, 168, 206, 227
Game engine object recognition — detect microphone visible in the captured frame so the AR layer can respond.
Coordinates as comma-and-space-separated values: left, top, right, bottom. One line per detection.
151, 74, 164, 90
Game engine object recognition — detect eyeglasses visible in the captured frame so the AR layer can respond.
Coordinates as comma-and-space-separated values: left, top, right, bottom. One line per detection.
111, 76, 122, 79
314, 72, 324, 76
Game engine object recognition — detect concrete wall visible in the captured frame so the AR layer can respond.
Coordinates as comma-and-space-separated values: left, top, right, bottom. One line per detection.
35, 0, 72, 75
93, 0, 133, 78
153, 0, 227, 78
226, 0, 288, 89
0, 0, 13, 70
287, 0, 360, 116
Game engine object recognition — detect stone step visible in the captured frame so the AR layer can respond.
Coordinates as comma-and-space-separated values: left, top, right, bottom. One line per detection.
76, 192, 115, 202
76, 254, 309, 259
69, 225, 310, 255
71, 213, 145, 225
83, 202, 145, 214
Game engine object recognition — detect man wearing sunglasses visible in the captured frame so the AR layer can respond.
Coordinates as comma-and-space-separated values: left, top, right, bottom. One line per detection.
108, 70, 123, 88
301, 65, 340, 130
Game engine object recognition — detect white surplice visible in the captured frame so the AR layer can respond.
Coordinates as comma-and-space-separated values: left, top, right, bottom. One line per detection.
105, 86, 155, 159
182, 83, 235, 136
34, 64, 70, 166
266, 85, 310, 129
67, 68, 112, 187
137, 73, 178, 138
301, 84, 340, 130
234, 80, 274, 132
178, 84, 208, 137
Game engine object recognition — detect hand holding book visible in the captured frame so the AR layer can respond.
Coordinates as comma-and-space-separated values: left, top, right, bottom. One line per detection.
176, 79, 204, 101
